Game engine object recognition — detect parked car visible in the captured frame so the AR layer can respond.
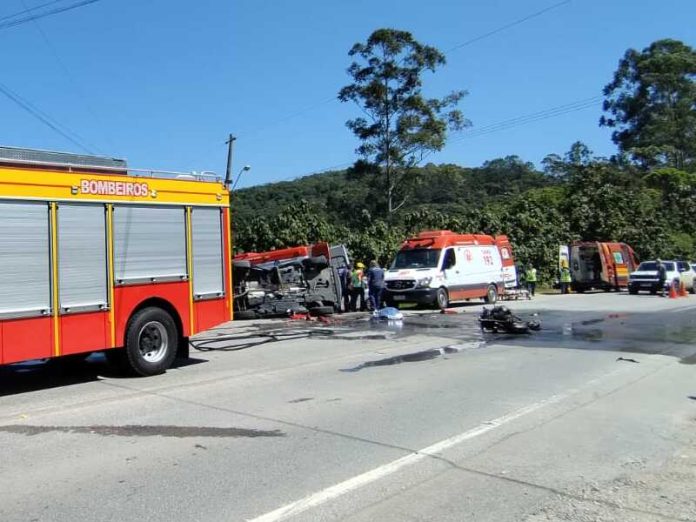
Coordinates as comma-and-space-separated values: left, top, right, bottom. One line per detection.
678, 261, 696, 292
628, 260, 695, 294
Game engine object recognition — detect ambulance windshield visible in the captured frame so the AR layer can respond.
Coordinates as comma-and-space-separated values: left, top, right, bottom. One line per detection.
392, 249, 441, 269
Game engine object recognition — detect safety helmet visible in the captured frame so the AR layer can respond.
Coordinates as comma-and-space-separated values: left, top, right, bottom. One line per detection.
356, 262, 365, 269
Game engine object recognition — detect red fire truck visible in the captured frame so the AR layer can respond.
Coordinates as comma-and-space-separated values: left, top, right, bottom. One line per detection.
0, 146, 232, 376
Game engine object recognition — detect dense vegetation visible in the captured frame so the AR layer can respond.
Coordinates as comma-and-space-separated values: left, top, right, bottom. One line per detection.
234, 38, 696, 283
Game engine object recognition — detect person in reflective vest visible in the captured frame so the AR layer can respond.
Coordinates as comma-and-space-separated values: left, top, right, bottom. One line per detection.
525, 264, 537, 297
350, 262, 366, 311
560, 265, 572, 294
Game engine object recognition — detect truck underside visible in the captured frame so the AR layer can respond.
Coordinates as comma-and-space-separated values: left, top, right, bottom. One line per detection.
233, 255, 342, 319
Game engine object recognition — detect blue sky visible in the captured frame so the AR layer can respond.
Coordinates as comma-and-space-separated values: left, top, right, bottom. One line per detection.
0, 0, 694, 187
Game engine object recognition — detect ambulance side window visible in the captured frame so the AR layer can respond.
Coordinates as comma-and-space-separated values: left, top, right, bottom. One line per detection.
442, 249, 456, 270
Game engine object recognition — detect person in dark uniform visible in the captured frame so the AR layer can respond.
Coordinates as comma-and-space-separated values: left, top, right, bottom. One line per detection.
656, 259, 667, 297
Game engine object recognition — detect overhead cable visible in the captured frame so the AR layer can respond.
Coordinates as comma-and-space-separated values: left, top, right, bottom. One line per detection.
0, 82, 95, 153
0, 0, 102, 31
234, 0, 573, 142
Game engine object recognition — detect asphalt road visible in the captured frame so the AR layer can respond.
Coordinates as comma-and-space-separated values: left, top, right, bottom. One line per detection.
1, 292, 695, 522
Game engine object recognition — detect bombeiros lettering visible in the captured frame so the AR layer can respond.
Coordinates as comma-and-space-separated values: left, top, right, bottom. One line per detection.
80, 179, 149, 197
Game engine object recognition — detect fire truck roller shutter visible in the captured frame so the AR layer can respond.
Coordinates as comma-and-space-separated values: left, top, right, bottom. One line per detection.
57, 204, 107, 311
191, 207, 224, 299
113, 206, 187, 284
0, 201, 51, 316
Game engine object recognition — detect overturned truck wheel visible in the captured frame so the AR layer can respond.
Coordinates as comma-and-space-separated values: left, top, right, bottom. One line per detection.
308, 305, 334, 317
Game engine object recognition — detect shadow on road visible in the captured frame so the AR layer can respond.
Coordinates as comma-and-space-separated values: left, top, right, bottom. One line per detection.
0, 354, 207, 397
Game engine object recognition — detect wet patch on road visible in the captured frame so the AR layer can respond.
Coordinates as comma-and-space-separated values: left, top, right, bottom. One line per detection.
493, 308, 696, 364
0, 424, 285, 438
680, 354, 696, 365
341, 344, 478, 372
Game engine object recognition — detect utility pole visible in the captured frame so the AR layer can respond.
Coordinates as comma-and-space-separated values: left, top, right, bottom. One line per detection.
224, 134, 236, 188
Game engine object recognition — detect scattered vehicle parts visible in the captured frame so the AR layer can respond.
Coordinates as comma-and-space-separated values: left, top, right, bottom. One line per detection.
617, 357, 640, 363
371, 307, 404, 321
479, 306, 541, 334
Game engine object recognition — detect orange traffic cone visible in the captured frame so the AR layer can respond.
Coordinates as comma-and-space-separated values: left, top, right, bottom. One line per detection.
669, 283, 678, 299
679, 281, 689, 297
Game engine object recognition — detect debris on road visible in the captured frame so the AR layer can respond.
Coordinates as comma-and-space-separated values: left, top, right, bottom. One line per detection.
617, 356, 640, 363
479, 306, 541, 334
371, 307, 404, 322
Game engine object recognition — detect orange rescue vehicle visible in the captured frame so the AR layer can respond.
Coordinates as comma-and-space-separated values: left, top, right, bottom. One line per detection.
568, 241, 638, 292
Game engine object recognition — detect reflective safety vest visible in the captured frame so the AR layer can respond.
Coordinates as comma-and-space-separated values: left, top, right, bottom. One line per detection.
525, 268, 537, 282
560, 268, 572, 283
351, 269, 364, 288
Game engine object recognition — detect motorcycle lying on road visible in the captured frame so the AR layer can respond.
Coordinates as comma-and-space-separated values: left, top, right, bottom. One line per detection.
478, 306, 541, 334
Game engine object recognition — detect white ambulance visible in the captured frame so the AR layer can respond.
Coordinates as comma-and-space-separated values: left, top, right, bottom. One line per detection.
383, 230, 517, 309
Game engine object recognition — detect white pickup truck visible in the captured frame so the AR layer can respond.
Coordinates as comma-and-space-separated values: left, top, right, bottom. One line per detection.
628, 260, 696, 294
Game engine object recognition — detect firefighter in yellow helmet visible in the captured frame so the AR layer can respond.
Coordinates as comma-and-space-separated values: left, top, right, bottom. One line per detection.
350, 262, 366, 311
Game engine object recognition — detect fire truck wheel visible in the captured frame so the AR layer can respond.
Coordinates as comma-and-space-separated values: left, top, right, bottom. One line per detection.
484, 284, 498, 304
436, 288, 449, 310
124, 307, 178, 376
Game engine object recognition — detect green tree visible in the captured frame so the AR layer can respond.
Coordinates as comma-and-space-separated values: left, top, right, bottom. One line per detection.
600, 39, 696, 171
338, 28, 468, 216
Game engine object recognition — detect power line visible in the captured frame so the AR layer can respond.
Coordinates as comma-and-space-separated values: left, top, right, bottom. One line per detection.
234, 1, 572, 143
20, 0, 109, 154
445, 0, 572, 53
0, 81, 95, 153
238, 94, 601, 187
239, 94, 602, 187
454, 96, 602, 141
0, 0, 102, 31
0, 0, 66, 22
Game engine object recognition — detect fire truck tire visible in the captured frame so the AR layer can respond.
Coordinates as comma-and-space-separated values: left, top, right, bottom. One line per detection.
436, 288, 449, 310
124, 307, 178, 376
484, 284, 498, 304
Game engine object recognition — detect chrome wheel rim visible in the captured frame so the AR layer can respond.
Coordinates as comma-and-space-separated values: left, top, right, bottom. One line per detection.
138, 321, 168, 363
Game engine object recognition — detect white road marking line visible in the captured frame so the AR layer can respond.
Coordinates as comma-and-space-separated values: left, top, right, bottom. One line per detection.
248, 370, 621, 522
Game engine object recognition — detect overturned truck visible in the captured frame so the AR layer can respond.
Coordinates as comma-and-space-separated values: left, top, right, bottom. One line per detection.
233, 243, 348, 319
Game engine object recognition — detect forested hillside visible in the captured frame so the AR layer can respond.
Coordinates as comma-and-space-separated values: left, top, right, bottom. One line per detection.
234, 147, 696, 282
234, 37, 696, 283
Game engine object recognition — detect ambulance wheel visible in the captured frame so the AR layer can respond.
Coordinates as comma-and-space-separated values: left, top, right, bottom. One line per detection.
124, 307, 178, 376
436, 288, 449, 310
484, 284, 498, 304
